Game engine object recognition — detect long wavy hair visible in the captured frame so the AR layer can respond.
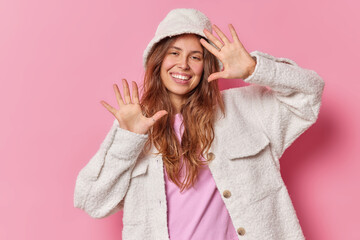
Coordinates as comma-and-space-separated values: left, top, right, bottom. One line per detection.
140, 34, 225, 192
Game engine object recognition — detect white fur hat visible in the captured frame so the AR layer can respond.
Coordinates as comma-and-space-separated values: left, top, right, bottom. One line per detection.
142, 8, 223, 70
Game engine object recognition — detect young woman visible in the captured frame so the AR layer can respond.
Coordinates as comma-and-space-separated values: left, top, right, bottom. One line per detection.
74, 8, 324, 240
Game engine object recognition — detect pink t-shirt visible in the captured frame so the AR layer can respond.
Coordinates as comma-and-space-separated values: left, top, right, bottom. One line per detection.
164, 113, 238, 240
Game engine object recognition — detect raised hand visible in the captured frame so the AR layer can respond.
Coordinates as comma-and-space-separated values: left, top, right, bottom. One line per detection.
199, 24, 257, 82
100, 79, 168, 135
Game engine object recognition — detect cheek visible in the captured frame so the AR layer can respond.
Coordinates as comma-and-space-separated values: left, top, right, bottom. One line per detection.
192, 63, 204, 77
161, 57, 175, 71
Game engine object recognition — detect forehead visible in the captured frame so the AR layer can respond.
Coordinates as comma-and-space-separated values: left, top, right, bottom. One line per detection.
170, 34, 203, 52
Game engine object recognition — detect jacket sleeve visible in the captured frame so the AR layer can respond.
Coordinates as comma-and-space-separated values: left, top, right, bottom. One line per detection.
73, 119, 149, 218
242, 50, 325, 162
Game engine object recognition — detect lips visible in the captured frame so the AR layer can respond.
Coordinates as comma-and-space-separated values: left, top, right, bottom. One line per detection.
170, 72, 192, 80
170, 73, 192, 84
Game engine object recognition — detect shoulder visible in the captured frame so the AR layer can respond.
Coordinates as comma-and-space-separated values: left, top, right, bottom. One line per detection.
216, 84, 275, 132
220, 84, 268, 109
214, 85, 268, 131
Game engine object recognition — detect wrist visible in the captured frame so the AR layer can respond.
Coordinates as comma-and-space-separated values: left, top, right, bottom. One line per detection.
244, 57, 257, 79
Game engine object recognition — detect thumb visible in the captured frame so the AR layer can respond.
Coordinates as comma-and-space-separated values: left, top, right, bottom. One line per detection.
148, 110, 168, 126
208, 71, 226, 82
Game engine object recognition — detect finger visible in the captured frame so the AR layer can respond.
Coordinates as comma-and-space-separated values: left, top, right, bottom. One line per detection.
208, 71, 226, 82
148, 110, 168, 126
228, 23, 246, 51
100, 100, 117, 115
228, 24, 241, 44
132, 81, 140, 104
203, 28, 224, 50
113, 84, 125, 106
200, 38, 220, 58
122, 79, 131, 104
213, 24, 230, 44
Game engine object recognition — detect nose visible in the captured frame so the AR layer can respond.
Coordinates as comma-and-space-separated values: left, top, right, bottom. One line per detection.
178, 56, 190, 70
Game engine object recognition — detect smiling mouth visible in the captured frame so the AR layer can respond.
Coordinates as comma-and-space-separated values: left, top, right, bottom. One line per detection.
170, 73, 193, 84
171, 73, 192, 80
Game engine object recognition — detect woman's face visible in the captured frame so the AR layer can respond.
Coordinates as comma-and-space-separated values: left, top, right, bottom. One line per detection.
160, 34, 204, 106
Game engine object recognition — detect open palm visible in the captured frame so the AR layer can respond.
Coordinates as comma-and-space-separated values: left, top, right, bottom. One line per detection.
200, 24, 257, 82
100, 79, 168, 135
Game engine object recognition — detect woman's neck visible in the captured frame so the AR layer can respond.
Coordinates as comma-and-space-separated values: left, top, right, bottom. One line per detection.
170, 96, 185, 114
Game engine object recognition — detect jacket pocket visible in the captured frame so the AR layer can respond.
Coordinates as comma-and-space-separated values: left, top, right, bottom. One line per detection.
226, 131, 271, 159
224, 132, 283, 205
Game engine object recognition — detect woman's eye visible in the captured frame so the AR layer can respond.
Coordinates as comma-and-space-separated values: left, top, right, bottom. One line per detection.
192, 56, 201, 60
170, 52, 178, 55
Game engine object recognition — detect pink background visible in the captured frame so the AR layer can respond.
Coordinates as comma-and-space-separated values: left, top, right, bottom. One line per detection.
1, 0, 359, 239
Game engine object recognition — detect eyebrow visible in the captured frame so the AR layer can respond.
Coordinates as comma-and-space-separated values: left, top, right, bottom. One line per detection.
169, 46, 203, 54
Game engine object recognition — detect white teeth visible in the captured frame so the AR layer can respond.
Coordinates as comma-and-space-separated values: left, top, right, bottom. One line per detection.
171, 73, 191, 80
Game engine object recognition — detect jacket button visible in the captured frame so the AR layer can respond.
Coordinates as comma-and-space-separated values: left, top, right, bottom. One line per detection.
237, 227, 246, 236
208, 152, 215, 160
223, 190, 231, 198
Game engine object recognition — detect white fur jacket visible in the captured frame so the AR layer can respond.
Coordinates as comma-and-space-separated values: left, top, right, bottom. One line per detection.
74, 50, 325, 240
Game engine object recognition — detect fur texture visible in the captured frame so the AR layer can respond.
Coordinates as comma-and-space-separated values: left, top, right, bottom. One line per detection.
74, 50, 325, 240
